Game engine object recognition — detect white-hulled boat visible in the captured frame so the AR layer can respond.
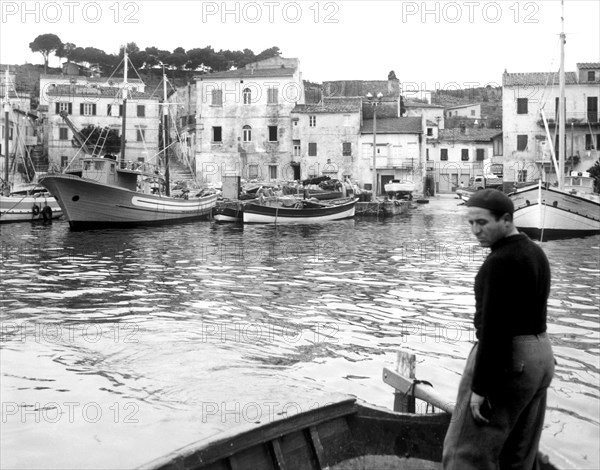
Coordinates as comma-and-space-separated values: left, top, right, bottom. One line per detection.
40, 157, 216, 230
510, 173, 600, 239
243, 198, 357, 224
508, 15, 600, 240
1, 187, 62, 223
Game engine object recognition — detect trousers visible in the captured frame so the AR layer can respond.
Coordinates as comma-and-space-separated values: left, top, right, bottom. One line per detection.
443, 334, 554, 470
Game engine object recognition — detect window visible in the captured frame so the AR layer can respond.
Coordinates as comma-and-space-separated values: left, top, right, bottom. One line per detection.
119, 104, 123, 117
309, 115, 316, 127
268, 165, 277, 180
426, 148, 430, 161
243, 88, 251, 105
59, 127, 68, 140
267, 87, 278, 104
212, 89, 223, 106
517, 135, 528, 151
476, 148, 485, 161
470, 110, 476, 116
107, 104, 112, 116
461, 149, 469, 161
585, 134, 600, 150
80, 103, 96, 116
308, 142, 317, 156
242, 125, 252, 142
137, 105, 145, 117
587, 97, 598, 123
588, 71, 596, 82
440, 148, 448, 161
212, 126, 222, 143
342, 142, 352, 156
517, 170, 527, 183
427, 127, 433, 136
55, 102, 72, 114
268, 126, 278, 142
61, 156, 68, 168
137, 129, 145, 142
293, 140, 301, 156
517, 98, 528, 114
248, 164, 259, 179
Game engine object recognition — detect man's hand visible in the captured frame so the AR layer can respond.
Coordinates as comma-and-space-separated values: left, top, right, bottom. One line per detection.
470, 392, 490, 425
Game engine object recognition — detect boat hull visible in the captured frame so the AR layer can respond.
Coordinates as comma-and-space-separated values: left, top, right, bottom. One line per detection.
243, 199, 357, 224
0, 194, 63, 223
510, 184, 600, 239
40, 174, 217, 229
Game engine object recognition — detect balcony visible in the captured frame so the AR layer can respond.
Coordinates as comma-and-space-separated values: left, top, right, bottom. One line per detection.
372, 156, 416, 169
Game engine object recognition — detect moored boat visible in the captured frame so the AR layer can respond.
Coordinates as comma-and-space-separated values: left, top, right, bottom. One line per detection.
40, 157, 216, 230
509, 175, 600, 239
213, 201, 245, 223
243, 197, 357, 224
0, 187, 62, 223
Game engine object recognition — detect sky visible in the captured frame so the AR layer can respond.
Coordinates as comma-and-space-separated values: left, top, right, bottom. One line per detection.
1, 0, 599, 92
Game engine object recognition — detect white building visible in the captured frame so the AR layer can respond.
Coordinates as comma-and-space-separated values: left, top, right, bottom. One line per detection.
194, 56, 304, 185
502, 63, 600, 184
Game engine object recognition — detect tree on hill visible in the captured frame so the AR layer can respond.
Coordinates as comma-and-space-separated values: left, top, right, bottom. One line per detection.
29, 33, 63, 73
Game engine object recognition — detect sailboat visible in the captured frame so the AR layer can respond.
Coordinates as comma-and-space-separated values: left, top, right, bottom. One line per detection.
509, 8, 600, 239
1, 68, 62, 223
39, 51, 216, 230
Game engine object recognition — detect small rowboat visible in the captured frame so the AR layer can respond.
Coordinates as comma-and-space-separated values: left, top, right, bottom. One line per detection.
139, 351, 560, 470
243, 198, 357, 224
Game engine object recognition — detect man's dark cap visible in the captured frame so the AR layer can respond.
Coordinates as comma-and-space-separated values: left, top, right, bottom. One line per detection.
466, 189, 514, 214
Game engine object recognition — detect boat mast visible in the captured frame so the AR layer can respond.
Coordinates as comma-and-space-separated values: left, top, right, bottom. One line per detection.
162, 66, 170, 196
120, 48, 128, 164
558, 0, 566, 189
3, 68, 10, 189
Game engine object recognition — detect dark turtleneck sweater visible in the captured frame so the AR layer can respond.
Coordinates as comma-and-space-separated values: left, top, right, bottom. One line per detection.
471, 233, 551, 396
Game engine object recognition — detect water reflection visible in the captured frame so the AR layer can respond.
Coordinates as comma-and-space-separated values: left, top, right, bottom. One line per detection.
1, 196, 598, 469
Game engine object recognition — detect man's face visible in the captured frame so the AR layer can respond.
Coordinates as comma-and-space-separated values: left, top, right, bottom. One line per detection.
467, 207, 509, 247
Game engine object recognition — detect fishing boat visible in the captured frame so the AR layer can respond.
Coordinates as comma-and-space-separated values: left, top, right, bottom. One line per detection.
243, 197, 357, 224
39, 53, 216, 230
213, 201, 245, 223
1, 68, 62, 223
140, 351, 559, 470
508, 13, 600, 239
384, 178, 415, 197
0, 186, 62, 223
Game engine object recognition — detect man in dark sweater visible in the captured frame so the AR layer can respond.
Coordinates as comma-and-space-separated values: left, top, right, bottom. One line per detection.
443, 189, 555, 470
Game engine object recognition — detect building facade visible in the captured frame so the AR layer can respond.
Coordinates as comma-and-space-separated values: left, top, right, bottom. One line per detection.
194, 56, 304, 185
426, 128, 502, 192
44, 84, 159, 169
502, 63, 600, 184
290, 99, 361, 181
359, 117, 424, 194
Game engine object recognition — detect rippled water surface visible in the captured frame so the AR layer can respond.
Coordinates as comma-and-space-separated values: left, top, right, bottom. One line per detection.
1, 195, 598, 469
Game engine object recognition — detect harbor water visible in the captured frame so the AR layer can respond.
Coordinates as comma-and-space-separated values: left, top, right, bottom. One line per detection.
1, 195, 598, 469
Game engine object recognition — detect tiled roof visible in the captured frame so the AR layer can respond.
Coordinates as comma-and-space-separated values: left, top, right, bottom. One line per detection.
502, 72, 578, 86
426, 120, 438, 126
445, 103, 479, 110
437, 128, 501, 142
361, 117, 422, 134
40, 74, 145, 84
46, 85, 158, 100
292, 98, 361, 114
577, 63, 600, 69
404, 100, 445, 109
196, 67, 296, 79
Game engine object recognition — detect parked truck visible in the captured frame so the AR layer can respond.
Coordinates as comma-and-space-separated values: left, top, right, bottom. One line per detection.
469, 175, 503, 190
